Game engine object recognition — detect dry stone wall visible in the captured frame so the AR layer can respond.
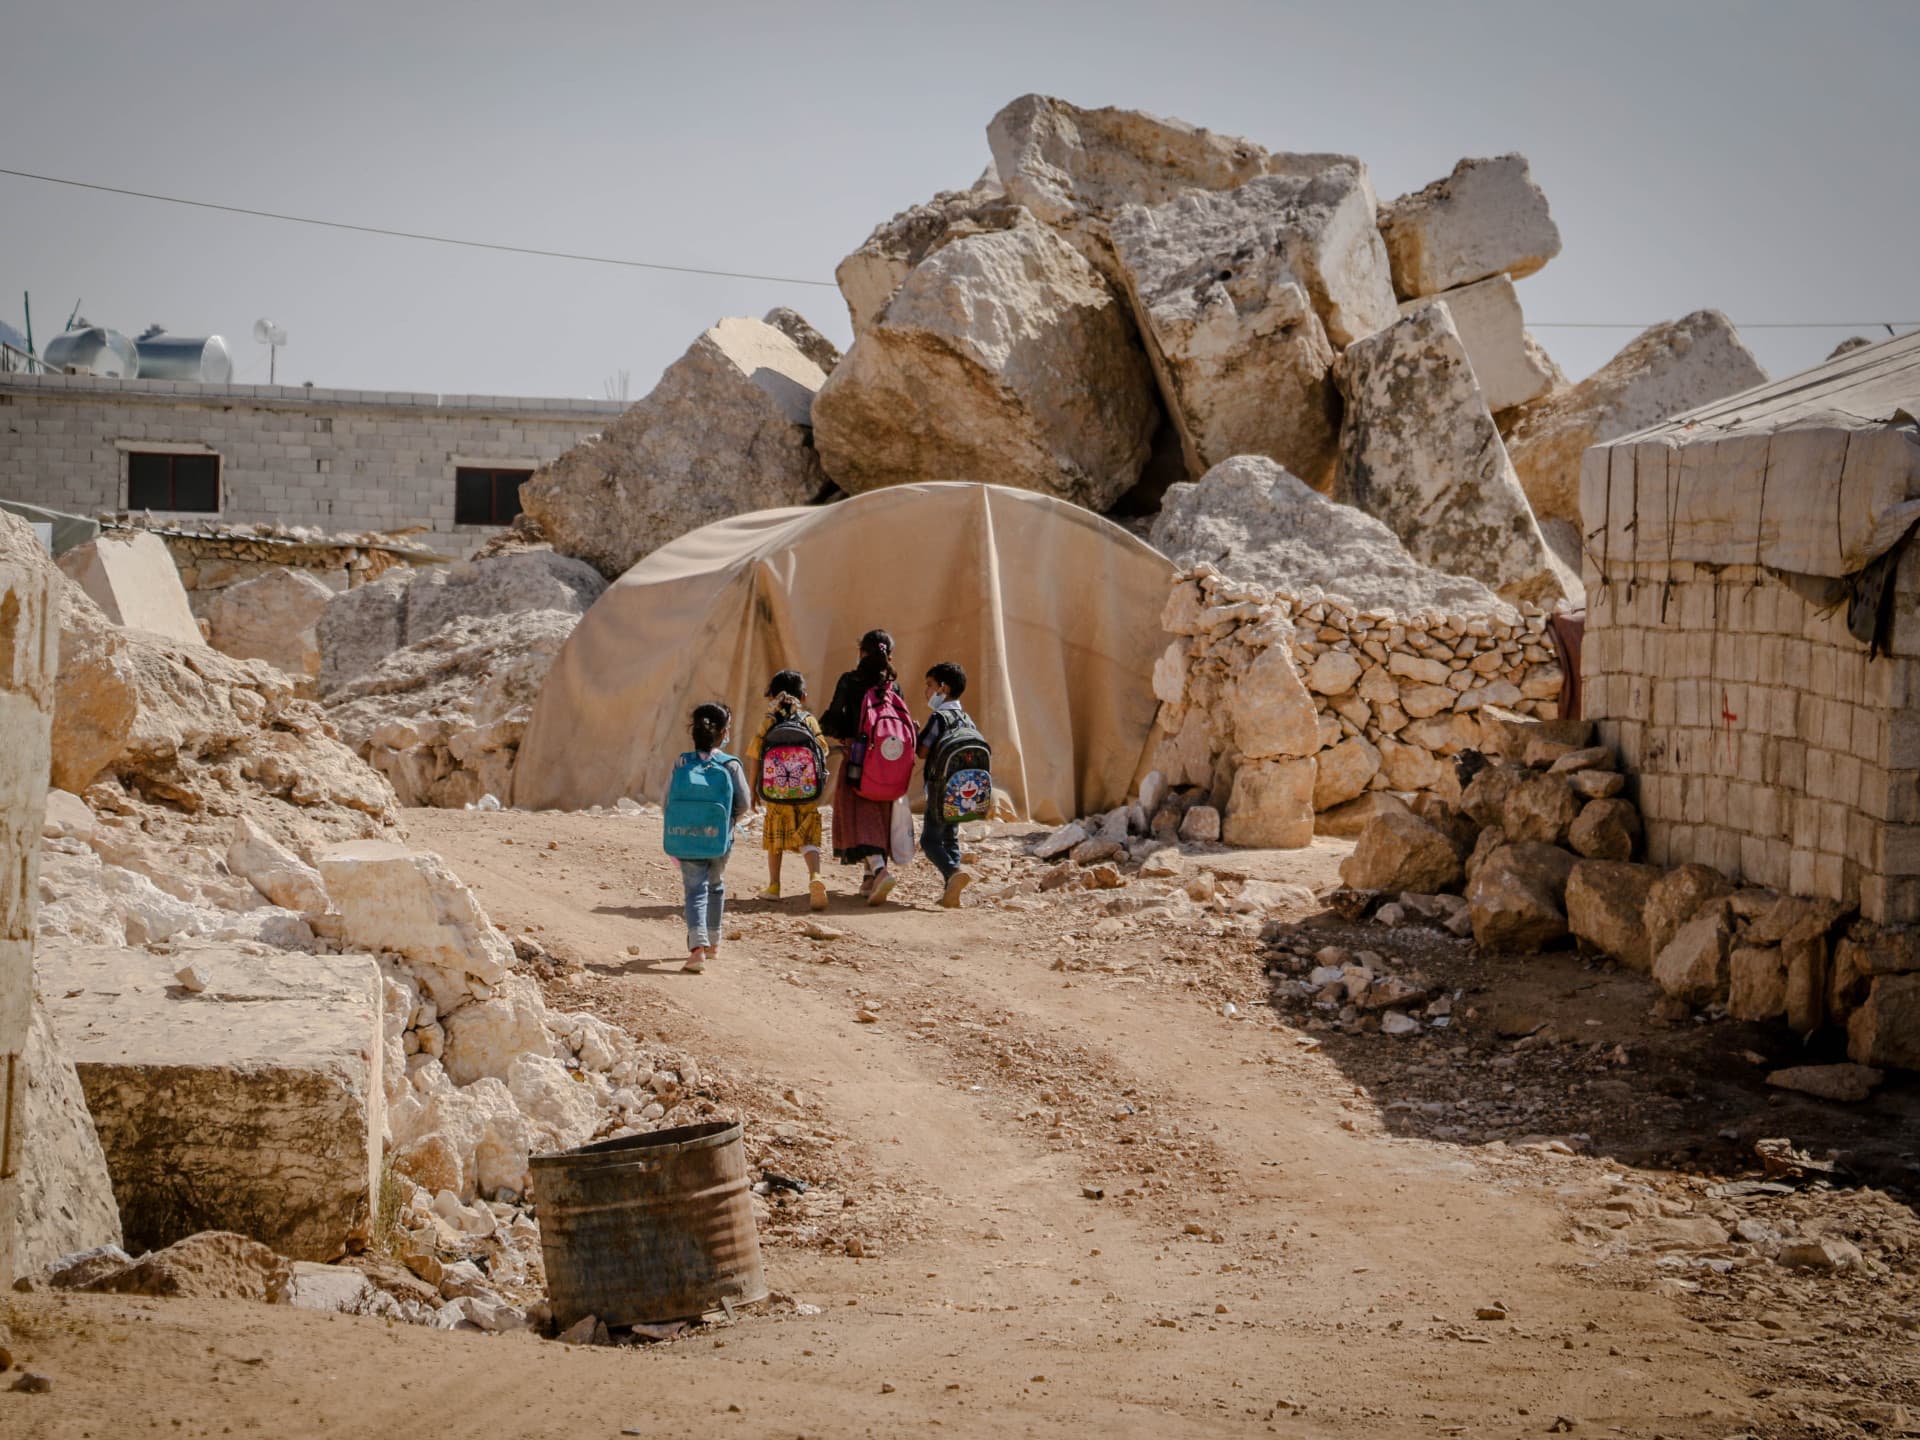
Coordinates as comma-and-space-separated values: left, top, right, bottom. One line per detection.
1582, 549, 1920, 927
1141, 566, 1564, 842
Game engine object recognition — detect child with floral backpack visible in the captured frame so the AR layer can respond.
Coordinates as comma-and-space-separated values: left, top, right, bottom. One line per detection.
745, 670, 829, 912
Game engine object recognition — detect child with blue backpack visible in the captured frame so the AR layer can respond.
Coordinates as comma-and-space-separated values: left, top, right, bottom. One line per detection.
918, 661, 992, 909
662, 702, 752, 974
745, 670, 830, 913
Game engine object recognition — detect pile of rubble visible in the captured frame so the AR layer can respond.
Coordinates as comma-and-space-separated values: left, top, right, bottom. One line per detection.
1324, 709, 1918, 1078
520, 95, 1767, 615
313, 548, 607, 806
1140, 562, 1564, 847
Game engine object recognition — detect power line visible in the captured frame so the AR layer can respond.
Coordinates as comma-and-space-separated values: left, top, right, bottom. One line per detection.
0, 165, 837, 289
1531, 321, 1916, 330
1, 165, 1913, 332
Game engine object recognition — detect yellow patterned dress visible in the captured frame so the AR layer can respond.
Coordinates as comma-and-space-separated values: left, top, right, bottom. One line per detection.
747, 702, 826, 854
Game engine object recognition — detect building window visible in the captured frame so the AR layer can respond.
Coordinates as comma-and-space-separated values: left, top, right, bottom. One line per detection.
454, 466, 532, 526
127, 451, 220, 512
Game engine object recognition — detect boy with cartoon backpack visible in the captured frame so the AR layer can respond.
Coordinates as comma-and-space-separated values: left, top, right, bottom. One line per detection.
745, 669, 830, 912
918, 660, 992, 909
662, 702, 752, 973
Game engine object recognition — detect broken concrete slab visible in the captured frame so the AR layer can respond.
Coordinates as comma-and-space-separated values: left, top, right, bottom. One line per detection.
1503, 310, 1769, 525
1378, 154, 1562, 299
36, 942, 384, 1261
813, 214, 1159, 510
1404, 274, 1558, 413
521, 317, 829, 581
1333, 303, 1578, 606
56, 530, 203, 647
1148, 456, 1510, 618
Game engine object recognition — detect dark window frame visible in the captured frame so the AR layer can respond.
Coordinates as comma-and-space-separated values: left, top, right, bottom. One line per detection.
126, 450, 221, 513
454, 466, 532, 526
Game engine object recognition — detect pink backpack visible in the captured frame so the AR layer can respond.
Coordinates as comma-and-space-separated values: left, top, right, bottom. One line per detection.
855, 684, 917, 801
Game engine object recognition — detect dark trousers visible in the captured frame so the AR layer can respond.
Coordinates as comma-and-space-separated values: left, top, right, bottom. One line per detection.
921, 809, 961, 880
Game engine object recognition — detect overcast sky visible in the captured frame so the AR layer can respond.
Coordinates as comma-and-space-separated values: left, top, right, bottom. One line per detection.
4, 1, 1915, 399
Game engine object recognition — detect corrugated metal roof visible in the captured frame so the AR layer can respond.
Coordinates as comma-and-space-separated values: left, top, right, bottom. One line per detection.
1617, 327, 1920, 446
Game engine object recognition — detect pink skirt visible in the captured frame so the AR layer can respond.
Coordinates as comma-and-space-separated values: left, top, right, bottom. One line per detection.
831, 764, 893, 863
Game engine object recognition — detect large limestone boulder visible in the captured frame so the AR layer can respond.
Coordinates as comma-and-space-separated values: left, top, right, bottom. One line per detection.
1568, 797, 1642, 860
56, 530, 203, 647
834, 175, 1021, 334
986, 93, 1355, 278
1109, 168, 1394, 483
14, 1001, 124, 1275
36, 943, 385, 1261
1404, 275, 1558, 414
316, 840, 514, 1013
1377, 155, 1561, 299
1340, 809, 1464, 894
1221, 757, 1316, 849
228, 815, 329, 915
204, 567, 335, 683
1645, 863, 1734, 963
812, 215, 1159, 510
1333, 304, 1577, 605
1467, 842, 1576, 953
1565, 860, 1660, 972
319, 549, 603, 696
1227, 642, 1320, 759
325, 610, 580, 808
522, 317, 828, 580
1149, 456, 1510, 617
1503, 311, 1768, 525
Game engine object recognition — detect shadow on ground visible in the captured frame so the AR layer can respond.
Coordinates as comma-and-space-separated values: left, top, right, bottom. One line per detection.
1260, 909, 1920, 1203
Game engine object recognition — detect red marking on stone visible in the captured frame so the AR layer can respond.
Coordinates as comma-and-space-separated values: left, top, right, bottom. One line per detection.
1721, 688, 1739, 767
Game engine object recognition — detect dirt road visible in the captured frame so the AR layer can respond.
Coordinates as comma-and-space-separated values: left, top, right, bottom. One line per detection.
4, 808, 1874, 1437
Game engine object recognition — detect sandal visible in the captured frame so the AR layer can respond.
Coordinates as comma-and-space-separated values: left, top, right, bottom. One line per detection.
683, 947, 708, 974
867, 870, 897, 907
809, 878, 828, 911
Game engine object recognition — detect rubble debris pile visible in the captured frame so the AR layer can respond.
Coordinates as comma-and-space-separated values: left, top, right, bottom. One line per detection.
108, 514, 443, 613
1140, 565, 1564, 845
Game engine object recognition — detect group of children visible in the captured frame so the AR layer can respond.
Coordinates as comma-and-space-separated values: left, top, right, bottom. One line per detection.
661, 630, 990, 974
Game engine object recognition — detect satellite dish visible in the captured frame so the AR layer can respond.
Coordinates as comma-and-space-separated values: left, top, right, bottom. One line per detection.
252, 318, 287, 383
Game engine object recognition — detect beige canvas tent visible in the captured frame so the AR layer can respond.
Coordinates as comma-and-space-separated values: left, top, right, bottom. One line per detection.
512, 482, 1174, 824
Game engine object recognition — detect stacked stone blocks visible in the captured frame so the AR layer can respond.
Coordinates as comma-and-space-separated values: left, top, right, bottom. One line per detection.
1582, 548, 1920, 924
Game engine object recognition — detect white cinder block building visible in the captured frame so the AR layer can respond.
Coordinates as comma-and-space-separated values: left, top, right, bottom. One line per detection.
1579, 331, 1920, 922
0, 373, 625, 556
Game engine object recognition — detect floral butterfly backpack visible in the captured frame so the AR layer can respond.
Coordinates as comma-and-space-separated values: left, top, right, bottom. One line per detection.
756, 706, 827, 804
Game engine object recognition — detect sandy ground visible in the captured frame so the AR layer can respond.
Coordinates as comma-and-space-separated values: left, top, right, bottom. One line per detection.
6, 807, 1914, 1439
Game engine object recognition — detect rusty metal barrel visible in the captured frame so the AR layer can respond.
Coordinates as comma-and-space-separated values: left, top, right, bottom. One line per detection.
530, 1119, 767, 1329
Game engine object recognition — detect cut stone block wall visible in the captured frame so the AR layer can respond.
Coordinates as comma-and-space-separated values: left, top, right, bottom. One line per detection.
0, 375, 625, 559
1581, 549, 1920, 925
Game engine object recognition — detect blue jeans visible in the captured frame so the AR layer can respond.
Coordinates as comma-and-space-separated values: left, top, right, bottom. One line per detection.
921, 810, 960, 881
678, 854, 729, 950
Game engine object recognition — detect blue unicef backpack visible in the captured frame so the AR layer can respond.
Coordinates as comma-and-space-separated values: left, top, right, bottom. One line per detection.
663, 750, 737, 860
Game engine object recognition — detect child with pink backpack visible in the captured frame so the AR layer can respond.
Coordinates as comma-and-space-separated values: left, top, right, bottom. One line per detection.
745, 669, 830, 912
821, 629, 916, 906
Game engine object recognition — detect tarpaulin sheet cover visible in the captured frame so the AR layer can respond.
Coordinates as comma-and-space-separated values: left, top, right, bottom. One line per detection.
511, 482, 1174, 825
1580, 328, 1920, 579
